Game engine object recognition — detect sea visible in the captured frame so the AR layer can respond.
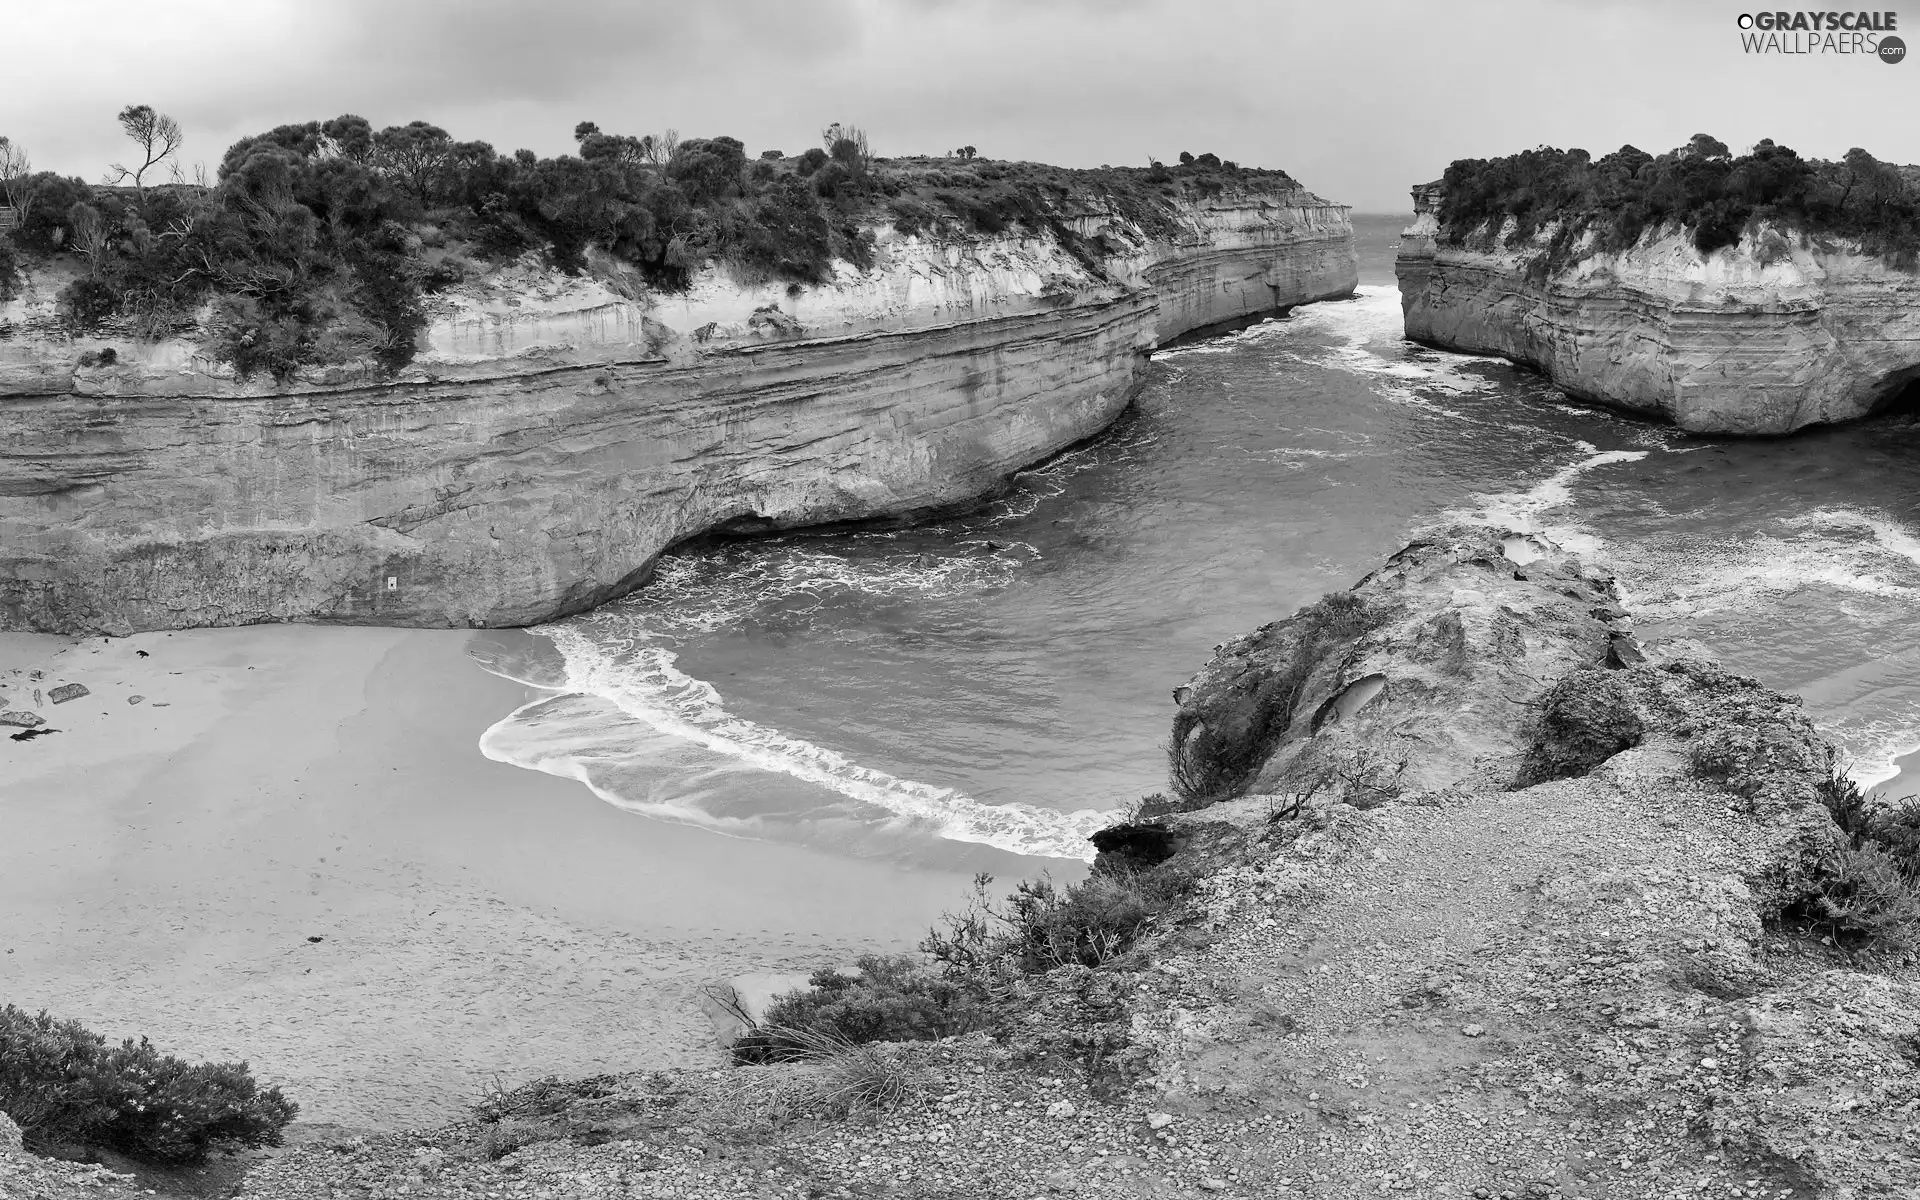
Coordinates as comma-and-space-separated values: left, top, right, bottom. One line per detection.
474, 214, 1920, 865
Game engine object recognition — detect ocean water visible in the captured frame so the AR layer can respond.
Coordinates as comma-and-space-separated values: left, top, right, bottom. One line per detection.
477, 215, 1920, 863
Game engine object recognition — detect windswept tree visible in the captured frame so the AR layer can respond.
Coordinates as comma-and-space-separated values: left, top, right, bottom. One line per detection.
0, 135, 33, 222
821, 122, 871, 177
372, 121, 453, 203
573, 121, 654, 167
107, 105, 184, 194
650, 128, 679, 166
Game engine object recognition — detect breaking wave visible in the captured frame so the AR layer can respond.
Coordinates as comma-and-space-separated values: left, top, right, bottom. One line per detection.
476, 546, 1118, 861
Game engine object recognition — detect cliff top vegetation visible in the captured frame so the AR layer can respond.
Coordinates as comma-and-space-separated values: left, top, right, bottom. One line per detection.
0, 112, 1305, 381
1435, 133, 1920, 270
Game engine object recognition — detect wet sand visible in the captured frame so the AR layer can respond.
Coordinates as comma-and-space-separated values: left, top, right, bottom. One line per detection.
1877, 748, 1920, 800
0, 626, 989, 1128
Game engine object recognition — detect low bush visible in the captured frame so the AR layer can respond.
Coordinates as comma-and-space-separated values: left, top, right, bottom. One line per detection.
0, 1005, 296, 1164
1781, 767, 1920, 950
734, 860, 1194, 1069
924, 863, 1193, 980
732, 954, 979, 1063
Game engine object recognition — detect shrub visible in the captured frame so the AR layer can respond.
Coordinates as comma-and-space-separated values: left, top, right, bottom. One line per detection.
796, 147, 828, 177
732, 954, 978, 1063
725, 176, 834, 283
0, 237, 18, 302
1780, 768, 1920, 950
923, 863, 1193, 981
739, 1028, 925, 1115
0, 1005, 296, 1164
57, 276, 119, 332
667, 136, 747, 205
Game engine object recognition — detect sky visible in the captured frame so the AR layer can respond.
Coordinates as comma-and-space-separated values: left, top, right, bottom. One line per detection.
4, 0, 1916, 212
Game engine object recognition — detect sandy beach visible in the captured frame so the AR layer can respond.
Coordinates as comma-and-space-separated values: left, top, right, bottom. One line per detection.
0, 625, 1003, 1129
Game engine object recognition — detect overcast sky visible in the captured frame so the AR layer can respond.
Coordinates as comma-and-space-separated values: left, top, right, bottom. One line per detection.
6, 0, 1916, 212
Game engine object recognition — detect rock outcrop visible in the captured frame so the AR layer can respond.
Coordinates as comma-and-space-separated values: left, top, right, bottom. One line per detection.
0, 186, 1355, 633
1396, 183, 1920, 433
1147, 527, 1918, 1196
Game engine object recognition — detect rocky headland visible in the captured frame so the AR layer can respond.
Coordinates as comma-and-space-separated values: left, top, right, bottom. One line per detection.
12, 527, 1911, 1199
0, 182, 1354, 634
1397, 181, 1920, 435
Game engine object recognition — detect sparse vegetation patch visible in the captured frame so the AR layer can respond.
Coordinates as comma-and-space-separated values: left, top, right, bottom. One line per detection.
1779, 766, 1920, 951
0, 1004, 296, 1165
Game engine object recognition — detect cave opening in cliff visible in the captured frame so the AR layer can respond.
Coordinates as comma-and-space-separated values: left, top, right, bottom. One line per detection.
1868, 366, 1920, 418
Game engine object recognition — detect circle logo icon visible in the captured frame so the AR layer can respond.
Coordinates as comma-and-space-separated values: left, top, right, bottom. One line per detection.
1737, 13, 1755, 28
1880, 35, 1907, 63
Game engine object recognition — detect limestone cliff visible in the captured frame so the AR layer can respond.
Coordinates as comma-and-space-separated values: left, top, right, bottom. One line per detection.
1396, 183, 1920, 434
0, 187, 1355, 633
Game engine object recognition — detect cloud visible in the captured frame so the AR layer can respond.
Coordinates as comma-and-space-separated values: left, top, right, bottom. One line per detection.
4, 0, 1916, 212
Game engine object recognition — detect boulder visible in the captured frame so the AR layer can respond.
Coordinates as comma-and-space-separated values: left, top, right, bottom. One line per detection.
0, 711, 45, 728
0, 1108, 21, 1153
1517, 669, 1646, 785
47, 683, 89, 704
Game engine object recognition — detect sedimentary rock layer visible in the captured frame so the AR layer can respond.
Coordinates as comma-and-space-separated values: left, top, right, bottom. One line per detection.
1396, 184, 1920, 434
0, 189, 1354, 632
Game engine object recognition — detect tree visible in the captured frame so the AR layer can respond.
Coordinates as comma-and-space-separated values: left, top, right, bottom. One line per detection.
821, 122, 871, 177
952, 145, 977, 161
107, 105, 184, 195
372, 121, 453, 203
648, 128, 679, 166
1684, 133, 1732, 161
667, 136, 746, 204
0, 135, 32, 216
321, 115, 375, 163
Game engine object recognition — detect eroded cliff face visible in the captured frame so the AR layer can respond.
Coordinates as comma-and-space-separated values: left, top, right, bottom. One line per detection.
1396, 184, 1920, 434
0, 188, 1354, 633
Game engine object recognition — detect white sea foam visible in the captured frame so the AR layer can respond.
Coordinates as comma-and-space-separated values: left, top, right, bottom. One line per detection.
1619, 507, 1920, 621
481, 626, 1115, 860
1277, 286, 1504, 397
1434, 442, 1650, 556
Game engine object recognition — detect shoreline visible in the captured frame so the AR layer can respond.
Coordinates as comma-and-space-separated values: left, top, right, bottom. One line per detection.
0, 625, 1001, 1128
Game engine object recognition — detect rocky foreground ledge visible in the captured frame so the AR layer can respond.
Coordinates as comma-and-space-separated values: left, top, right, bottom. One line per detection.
9, 529, 1914, 1199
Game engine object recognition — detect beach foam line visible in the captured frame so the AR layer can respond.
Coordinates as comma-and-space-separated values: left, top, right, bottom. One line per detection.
546, 628, 1115, 859
474, 621, 1115, 861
